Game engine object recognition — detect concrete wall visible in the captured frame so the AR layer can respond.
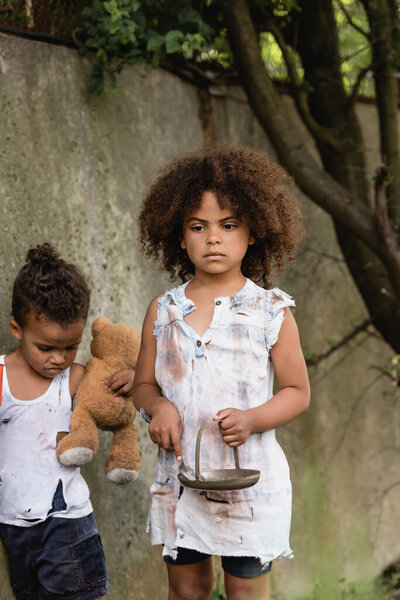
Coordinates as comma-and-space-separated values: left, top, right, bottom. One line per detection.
0, 36, 398, 599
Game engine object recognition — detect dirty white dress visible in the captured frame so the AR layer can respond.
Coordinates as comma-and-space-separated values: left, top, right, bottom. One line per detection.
148, 278, 295, 564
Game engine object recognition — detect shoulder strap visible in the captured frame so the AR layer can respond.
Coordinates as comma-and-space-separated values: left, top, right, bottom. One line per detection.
264, 288, 295, 351
0, 364, 3, 406
264, 289, 271, 350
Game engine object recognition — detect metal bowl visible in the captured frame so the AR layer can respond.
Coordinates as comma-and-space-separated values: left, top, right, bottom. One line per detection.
178, 421, 260, 491
178, 467, 260, 491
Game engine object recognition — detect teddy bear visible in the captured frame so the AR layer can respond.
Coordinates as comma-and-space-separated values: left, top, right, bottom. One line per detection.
56, 317, 141, 485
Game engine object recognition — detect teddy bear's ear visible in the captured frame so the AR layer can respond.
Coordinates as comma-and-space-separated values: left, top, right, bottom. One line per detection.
92, 317, 110, 335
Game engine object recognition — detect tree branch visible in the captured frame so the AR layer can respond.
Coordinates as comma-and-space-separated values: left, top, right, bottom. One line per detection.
360, 0, 400, 221
306, 319, 372, 366
224, 0, 382, 255
374, 165, 400, 297
346, 65, 371, 106
337, 0, 370, 38
267, 19, 341, 151
375, 165, 392, 235
369, 365, 399, 386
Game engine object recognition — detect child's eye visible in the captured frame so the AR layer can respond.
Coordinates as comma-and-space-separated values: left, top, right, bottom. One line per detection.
37, 346, 52, 352
66, 345, 79, 351
223, 223, 237, 230
191, 225, 205, 232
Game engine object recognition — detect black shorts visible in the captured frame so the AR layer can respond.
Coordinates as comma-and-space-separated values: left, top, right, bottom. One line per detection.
163, 546, 272, 578
0, 513, 109, 600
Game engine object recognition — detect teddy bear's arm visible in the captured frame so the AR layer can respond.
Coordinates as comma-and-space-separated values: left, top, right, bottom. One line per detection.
56, 404, 99, 467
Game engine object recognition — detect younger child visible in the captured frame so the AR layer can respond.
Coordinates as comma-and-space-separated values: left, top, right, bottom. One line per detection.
0, 243, 133, 600
133, 145, 310, 600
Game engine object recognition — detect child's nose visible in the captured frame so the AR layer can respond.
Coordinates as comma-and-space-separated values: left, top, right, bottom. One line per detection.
50, 352, 66, 365
207, 230, 221, 244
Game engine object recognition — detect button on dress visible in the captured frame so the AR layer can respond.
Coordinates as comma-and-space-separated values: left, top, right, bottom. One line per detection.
148, 279, 295, 565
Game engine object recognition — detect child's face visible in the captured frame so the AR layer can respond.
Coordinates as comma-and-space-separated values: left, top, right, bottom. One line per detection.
10, 313, 85, 378
181, 191, 254, 278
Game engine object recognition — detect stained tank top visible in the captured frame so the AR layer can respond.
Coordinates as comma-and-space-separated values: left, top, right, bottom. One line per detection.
0, 356, 92, 526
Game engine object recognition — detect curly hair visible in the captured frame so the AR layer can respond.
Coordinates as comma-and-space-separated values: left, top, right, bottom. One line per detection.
139, 145, 304, 287
12, 243, 91, 327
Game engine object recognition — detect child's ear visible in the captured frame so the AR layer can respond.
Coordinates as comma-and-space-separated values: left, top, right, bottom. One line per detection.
10, 319, 22, 341
248, 235, 255, 246
180, 239, 186, 250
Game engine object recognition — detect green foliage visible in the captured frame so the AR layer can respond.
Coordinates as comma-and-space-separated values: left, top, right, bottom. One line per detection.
333, 0, 373, 98
263, 0, 301, 18
377, 354, 400, 398
260, 31, 303, 82
69, 0, 383, 98
210, 579, 226, 600
259, 0, 374, 98
0, 0, 393, 100
78, 0, 217, 94
389, 354, 400, 387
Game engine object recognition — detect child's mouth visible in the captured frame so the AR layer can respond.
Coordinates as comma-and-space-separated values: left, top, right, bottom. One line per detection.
46, 367, 62, 374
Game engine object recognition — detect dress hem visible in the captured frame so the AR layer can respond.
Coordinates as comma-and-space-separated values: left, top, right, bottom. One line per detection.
150, 530, 293, 567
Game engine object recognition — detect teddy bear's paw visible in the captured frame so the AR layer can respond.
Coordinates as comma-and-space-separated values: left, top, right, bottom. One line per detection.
59, 447, 93, 467
106, 468, 139, 486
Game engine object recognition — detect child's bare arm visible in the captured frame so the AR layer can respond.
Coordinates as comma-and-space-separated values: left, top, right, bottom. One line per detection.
132, 296, 183, 461
69, 363, 85, 398
216, 308, 310, 447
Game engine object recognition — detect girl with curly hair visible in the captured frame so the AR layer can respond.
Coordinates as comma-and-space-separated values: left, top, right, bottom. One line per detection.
133, 145, 310, 600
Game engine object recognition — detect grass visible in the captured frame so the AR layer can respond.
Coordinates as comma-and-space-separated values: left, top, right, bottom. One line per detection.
210, 573, 399, 600
292, 578, 396, 600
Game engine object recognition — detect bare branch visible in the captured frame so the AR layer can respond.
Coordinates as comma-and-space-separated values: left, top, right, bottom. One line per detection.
337, 0, 370, 38
339, 43, 371, 65
346, 65, 371, 106
369, 364, 400, 386
306, 319, 372, 366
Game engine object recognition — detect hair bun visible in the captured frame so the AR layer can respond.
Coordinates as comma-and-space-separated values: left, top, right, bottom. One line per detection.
26, 243, 61, 266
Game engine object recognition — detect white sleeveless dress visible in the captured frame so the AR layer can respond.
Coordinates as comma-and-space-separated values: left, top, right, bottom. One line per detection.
148, 278, 295, 565
0, 357, 92, 526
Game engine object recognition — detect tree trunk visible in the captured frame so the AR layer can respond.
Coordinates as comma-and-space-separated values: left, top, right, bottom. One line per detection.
224, 0, 400, 352
295, 0, 400, 350
360, 0, 400, 222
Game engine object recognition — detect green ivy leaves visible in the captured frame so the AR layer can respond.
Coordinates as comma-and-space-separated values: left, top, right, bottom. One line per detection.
79, 0, 217, 95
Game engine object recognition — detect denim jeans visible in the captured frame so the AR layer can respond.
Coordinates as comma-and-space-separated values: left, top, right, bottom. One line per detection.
0, 513, 109, 599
